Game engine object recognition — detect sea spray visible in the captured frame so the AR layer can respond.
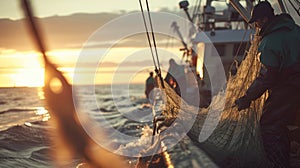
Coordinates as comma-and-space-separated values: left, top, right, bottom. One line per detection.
114, 125, 153, 156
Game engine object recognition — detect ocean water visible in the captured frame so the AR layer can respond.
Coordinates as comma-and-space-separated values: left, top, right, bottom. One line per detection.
0, 87, 52, 167
0, 85, 146, 167
0, 85, 215, 168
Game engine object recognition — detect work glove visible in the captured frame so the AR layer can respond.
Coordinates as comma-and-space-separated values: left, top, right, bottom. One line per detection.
235, 96, 251, 111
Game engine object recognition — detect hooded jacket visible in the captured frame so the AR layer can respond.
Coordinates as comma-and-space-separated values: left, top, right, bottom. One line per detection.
259, 14, 300, 69
244, 13, 300, 101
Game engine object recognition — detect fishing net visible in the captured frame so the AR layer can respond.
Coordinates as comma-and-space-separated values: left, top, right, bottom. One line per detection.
156, 31, 271, 167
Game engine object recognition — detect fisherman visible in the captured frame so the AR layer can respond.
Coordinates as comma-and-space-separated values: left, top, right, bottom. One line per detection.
145, 71, 156, 100
165, 58, 187, 98
235, 1, 300, 167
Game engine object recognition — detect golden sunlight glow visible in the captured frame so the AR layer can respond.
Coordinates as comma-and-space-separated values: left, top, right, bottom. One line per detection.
36, 107, 51, 121
10, 68, 44, 87
196, 43, 205, 79
0, 47, 183, 87
0, 50, 44, 87
49, 77, 63, 94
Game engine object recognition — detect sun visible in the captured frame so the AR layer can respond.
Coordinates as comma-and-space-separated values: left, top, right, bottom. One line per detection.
11, 68, 44, 87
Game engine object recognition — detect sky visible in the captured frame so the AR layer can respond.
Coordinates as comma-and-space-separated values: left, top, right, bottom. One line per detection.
2, 0, 298, 87
0, 0, 189, 87
0, 0, 182, 20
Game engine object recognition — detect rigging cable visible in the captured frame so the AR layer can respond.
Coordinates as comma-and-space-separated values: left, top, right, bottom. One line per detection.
138, 0, 158, 70
228, 25, 251, 77
21, 0, 104, 167
138, 0, 165, 88
192, 0, 202, 24
288, 0, 300, 16
283, 0, 291, 14
191, 0, 200, 22
144, 0, 162, 73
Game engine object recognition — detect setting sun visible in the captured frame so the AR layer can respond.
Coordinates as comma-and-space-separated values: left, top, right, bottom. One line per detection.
10, 68, 44, 87
0, 51, 45, 87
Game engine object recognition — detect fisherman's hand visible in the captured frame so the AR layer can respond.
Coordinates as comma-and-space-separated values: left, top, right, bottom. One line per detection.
235, 96, 251, 111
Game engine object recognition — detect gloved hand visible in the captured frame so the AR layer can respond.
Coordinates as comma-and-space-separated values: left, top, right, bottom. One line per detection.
235, 96, 251, 111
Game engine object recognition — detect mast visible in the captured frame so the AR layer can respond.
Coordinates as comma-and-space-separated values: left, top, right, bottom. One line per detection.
171, 21, 188, 52
229, 0, 251, 23
277, 0, 287, 13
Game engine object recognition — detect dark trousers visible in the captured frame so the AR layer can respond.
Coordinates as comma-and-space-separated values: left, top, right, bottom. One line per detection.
260, 87, 300, 168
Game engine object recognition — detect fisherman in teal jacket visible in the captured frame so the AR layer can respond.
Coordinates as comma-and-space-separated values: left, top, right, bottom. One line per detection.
235, 1, 300, 167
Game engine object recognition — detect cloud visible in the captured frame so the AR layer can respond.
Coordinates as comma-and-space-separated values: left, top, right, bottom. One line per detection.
0, 11, 188, 51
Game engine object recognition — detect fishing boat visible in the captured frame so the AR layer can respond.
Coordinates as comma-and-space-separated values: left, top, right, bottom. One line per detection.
167, 0, 299, 106
164, 0, 254, 108
20, 0, 300, 167
136, 0, 300, 167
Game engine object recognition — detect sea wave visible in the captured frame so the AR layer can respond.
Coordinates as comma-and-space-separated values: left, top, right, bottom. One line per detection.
0, 122, 54, 168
